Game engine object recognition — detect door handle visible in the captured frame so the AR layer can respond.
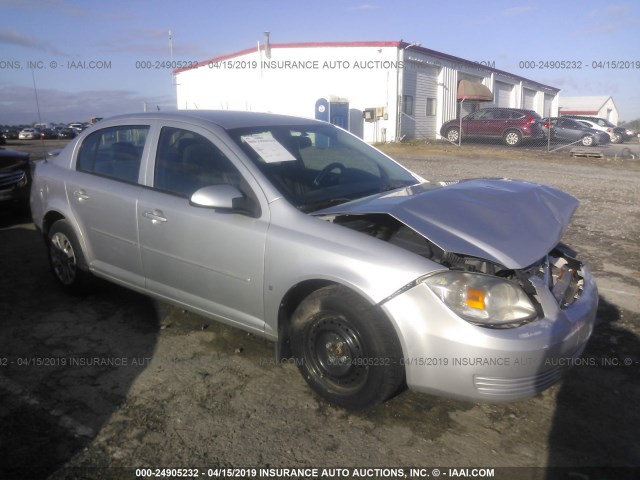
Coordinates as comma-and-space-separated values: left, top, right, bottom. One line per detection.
73, 189, 90, 201
143, 210, 168, 224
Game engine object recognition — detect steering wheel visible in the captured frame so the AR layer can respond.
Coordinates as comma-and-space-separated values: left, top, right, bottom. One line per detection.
313, 162, 345, 187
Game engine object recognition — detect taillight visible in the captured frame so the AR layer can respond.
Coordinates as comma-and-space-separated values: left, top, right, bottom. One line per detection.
526, 115, 536, 125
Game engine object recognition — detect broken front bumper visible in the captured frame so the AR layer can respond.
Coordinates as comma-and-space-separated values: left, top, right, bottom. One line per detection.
381, 265, 598, 402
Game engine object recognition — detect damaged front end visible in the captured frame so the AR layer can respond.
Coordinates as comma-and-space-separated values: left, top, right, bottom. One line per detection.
327, 212, 588, 328
311, 174, 597, 401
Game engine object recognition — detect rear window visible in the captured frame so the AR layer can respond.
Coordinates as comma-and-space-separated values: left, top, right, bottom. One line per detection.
520, 111, 542, 120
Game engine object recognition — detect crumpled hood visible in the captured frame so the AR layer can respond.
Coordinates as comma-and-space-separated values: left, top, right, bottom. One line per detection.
316, 179, 579, 269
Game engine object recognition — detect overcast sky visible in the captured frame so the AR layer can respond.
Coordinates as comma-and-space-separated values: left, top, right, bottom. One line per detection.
1, 0, 638, 125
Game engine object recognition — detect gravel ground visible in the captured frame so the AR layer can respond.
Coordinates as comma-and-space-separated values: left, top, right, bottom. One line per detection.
0, 140, 638, 480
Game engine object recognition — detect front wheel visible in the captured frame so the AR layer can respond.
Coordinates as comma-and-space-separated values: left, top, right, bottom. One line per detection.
503, 130, 522, 147
581, 135, 595, 147
48, 220, 93, 293
290, 285, 404, 410
611, 132, 623, 144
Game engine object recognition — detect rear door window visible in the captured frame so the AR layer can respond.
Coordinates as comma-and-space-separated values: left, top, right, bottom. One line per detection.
77, 126, 149, 184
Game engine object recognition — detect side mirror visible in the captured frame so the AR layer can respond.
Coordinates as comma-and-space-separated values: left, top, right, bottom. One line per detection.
190, 185, 260, 217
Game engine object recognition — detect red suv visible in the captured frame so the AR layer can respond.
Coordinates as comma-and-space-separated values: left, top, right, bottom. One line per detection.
440, 108, 545, 147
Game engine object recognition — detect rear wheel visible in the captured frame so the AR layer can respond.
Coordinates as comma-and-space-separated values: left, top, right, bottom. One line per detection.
611, 132, 623, 144
581, 135, 594, 147
503, 130, 522, 147
446, 127, 460, 143
48, 220, 93, 293
290, 285, 404, 410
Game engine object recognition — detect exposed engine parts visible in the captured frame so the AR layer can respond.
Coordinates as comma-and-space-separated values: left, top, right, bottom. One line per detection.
330, 213, 585, 313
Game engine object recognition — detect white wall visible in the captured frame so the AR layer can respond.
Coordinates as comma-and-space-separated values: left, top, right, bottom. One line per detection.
598, 97, 619, 124
177, 45, 401, 142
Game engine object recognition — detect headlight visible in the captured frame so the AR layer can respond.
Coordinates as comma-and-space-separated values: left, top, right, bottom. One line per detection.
423, 272, 537, 326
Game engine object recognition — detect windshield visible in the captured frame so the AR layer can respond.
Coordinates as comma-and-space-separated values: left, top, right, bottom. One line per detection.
228, 124, 419, 212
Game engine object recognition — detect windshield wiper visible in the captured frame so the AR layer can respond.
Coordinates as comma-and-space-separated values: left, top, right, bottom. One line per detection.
380, 181, 411, 192
300, 197, 354, 213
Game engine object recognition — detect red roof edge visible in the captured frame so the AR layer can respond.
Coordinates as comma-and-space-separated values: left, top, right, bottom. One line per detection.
174, 41, 402, 74
173, 39, 559, 92
559, 110, 599, 115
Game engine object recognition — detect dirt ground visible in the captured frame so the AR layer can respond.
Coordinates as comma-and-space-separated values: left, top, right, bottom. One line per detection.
1, 139, 639, 479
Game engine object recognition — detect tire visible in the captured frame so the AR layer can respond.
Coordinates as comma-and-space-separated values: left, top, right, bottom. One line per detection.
581, 135, 594, 147
290, 285, 404, 410
47, 219, 93, 293
612, 133, 623, 144
446, 127, 460, 143
502, 130, 522, 147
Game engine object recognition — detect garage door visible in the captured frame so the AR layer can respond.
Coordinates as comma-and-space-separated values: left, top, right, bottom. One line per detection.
544, 94, 554, 117
523, 89, 536, 110
495, 81, 513, 108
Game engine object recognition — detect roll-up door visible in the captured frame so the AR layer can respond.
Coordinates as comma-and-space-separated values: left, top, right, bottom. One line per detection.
544, 94, 554, 117
495, 81, 514, 108
523, 89, 536, 110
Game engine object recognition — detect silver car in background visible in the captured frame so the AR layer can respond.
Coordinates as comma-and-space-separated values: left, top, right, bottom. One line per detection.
30, 111, 598, 410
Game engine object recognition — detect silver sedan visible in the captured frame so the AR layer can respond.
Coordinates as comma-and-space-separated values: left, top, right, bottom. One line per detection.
30, 111, 597, 410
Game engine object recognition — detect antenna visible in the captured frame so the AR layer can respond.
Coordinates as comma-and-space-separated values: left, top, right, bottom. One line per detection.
31, 68, 47, 158
30, 68, 43, 126
169, 29, 178, 87
169, 29, 173, 59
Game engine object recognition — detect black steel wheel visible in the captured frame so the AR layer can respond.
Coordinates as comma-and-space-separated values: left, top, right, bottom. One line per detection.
290, 285, 404, 410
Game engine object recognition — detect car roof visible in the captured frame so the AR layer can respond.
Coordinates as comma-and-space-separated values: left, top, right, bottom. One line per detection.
101, 110, 324, 130
479, 107, 536, 112
469, 108, 539, 116
563, 115, 606, 123
574, 118, 597, 124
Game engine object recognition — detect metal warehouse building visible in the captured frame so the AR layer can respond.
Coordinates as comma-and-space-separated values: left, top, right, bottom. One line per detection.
175, 39, 560, 143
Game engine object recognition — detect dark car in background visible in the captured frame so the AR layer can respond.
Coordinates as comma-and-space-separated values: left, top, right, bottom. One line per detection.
612, 125, 635, 143
57, 128, 77, 139
0, 148, 31, 207
2, 128, 19, 140
440, 108, 545, 147
543, 117, 610, 147
40, 129, 58, 140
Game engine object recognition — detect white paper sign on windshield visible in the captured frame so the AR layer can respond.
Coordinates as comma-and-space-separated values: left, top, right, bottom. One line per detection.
242, 133, 297, 163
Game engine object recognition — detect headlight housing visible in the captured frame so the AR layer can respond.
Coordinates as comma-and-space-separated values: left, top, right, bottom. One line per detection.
423, 272, 537, 326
